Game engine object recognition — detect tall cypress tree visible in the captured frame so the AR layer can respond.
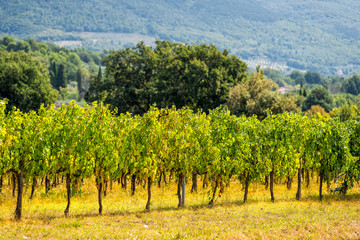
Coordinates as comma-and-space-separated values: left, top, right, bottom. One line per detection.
50, 61, 57, 89
57, 64, 67, 89
97, 65, 102, 79
76, 68, 83, 93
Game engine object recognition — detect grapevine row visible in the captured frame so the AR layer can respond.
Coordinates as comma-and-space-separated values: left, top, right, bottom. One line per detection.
0, 100, 359, 219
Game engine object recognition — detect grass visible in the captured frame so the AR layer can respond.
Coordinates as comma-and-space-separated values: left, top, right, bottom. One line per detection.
0, 177, 359, 239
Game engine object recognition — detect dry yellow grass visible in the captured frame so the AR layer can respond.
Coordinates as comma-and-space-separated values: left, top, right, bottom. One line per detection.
0, 177, 359, 239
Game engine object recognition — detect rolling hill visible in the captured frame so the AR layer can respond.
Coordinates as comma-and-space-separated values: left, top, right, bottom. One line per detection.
0, 0, 359, 75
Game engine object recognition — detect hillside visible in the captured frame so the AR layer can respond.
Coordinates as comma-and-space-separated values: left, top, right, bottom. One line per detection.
0, 0, 359, 75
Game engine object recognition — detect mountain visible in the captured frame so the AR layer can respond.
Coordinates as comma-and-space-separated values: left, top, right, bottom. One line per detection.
0, 0, 359, 75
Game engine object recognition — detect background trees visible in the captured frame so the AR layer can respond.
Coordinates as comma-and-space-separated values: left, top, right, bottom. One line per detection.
290, 70, 305, 85
1, 36, 359, 117
85, 42, 159, 114
85, 41, 247, 114
226, 71, 299, 120
342, 75, 360, 95
0, 51, 57, 112
302, 86, 334, 112
0, 36, 106, 103
304, 71, 326, 85
155, 42, 247, 112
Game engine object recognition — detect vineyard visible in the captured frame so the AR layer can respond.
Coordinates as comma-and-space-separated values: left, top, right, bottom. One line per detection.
0, 100, 360, 221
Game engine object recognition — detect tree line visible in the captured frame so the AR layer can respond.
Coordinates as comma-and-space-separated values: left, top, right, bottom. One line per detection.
85, 41, 301, 118
1, 36, 360, 117
0, 36, 105, 107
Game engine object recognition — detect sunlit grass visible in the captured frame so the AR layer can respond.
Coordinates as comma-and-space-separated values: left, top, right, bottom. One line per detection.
0, 177, 359, 239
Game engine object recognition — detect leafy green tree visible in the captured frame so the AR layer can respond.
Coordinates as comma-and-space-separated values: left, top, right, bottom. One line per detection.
68, 52, 82, 66
25, 38, 41, 52
0, 36, 15, 47
76, 51, 93, 63
85, 76, 107, 105
342, 75, 360, 95
263, 68, 286, 87
330, 104, 359, 122
0, 51, 57, 112
155, 41, 247, 112
290, 70, 305, 85
0, 37, 94, 84
332, 93, 357, 108
302, 86, 334, 112
89, 41, 158, 114
304, 71, 326, 85
86, 41, 247, 114
226, 72, 299, 120
6, 40, 31, 53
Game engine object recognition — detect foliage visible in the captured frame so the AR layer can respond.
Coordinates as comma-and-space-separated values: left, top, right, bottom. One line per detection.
226, 72, 299, 120
330, 104, 360, 122
302, 86, 334, 112
0, 51, 57, 112
332, 93, 358, 108
0, 36, 101, 85
290, 70, 305, 85
86, 41, 247, 114
1, 101, 359, 220
263, 68, 293, 87
341, 75, 360, 95
304, 71, 327, 85
305, 105, 329, 119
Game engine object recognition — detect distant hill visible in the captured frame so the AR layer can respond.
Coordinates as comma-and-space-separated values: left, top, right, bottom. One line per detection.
0, 0, 359, 75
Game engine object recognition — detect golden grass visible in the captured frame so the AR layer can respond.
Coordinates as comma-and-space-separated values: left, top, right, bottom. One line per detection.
0, 178, 359, 239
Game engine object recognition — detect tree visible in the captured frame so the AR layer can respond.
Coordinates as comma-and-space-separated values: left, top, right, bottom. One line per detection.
263, 68, 285, 87
0, 36, 15, 47
76, 68, 84, 99
304, 71, 325, 85
290, 70, 305, 85
6, 41, 31, 53
49, 61, 57, 88
155, 41, 248, 112
86, 41, 247, 114
0, 51, 57, 112
56, 64, 67, 90
305, 105, 329, 119
302, 86, 333, 112
226, 72, 299, 120
97, 64, 102, 78
89, 41, 158, 114
342, 75, 360, 95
